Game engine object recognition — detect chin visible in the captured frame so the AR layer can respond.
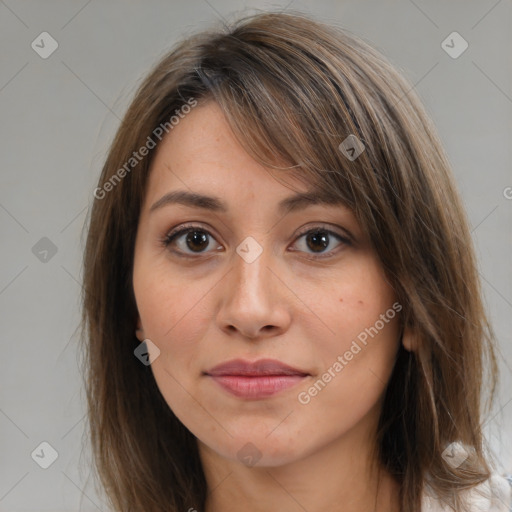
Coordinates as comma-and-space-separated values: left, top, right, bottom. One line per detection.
200, 430, 308, 469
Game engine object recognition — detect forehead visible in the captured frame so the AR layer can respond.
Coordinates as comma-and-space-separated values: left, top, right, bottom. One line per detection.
149, 101, 291, 182
144, 102, 345, 210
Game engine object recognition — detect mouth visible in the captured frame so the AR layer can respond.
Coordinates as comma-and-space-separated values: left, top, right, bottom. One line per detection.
204, 358, 310, 399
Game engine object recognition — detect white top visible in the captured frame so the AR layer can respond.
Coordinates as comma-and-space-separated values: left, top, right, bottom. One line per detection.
421, 473, 512, 511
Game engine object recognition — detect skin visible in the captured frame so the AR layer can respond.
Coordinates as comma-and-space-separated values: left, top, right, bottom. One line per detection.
133, 101, 409, 512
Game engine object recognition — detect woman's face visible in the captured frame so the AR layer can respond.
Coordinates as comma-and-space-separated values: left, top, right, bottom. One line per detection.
133, 101, 402, 468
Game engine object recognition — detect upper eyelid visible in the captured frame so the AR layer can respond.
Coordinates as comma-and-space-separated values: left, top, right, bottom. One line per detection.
164, 223, 352, 249
295, 224, 352, 242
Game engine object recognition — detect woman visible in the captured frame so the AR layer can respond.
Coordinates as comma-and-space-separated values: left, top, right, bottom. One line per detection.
81, 11, 512, 512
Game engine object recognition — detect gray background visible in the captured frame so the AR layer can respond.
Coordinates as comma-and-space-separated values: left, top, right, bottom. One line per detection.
0, 1, 510, 510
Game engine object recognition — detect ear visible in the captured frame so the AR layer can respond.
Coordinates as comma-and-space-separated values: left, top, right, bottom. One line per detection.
135, 316, 145, 342
401, 324, 417, 352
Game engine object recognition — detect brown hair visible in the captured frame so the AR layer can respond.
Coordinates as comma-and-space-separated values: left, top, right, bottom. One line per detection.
80, 10, 500, 512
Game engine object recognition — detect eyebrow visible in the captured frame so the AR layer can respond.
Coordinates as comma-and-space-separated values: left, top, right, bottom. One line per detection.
149, 190, 347, 215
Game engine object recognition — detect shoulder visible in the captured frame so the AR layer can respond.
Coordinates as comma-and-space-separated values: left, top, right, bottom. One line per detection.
421, 473, 512, 512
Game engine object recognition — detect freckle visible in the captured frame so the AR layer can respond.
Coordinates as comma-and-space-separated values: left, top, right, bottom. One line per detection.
339, 298, 343, 302
358, 300, 363, 305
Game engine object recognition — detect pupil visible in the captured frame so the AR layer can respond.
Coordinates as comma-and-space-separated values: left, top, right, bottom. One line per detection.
186, 231, 209, 251
307, 231, 329, 252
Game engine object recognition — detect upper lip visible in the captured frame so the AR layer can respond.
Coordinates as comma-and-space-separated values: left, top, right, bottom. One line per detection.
205, 358, 310, 377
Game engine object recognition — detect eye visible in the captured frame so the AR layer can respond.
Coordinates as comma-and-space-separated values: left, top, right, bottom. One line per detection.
161, 224, 221, 256
161, 223, 351, 259
291, 226, 351, 258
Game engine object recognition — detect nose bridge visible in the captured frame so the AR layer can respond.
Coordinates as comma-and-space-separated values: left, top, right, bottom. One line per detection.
216, 236, 290, 338
230, 238, 274, 310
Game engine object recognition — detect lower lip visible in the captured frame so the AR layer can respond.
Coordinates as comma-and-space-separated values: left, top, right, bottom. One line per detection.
208, 374, 307, 399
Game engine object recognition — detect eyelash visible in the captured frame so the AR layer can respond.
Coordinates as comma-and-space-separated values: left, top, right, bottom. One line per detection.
160, 223, 352, 260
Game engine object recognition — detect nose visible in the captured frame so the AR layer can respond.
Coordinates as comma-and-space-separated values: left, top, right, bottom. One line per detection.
215, 242, 292, 340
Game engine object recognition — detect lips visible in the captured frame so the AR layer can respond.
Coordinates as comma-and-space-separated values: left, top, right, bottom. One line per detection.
205, 358, 310, 377
204, 358, 310, 399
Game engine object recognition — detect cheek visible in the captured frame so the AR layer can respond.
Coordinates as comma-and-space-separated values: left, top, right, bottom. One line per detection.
304, 259, 397, 349
133, 269, 211, 423
300, 258, 400, 399
296, 312, 400, 448
133, 259, 208, 344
